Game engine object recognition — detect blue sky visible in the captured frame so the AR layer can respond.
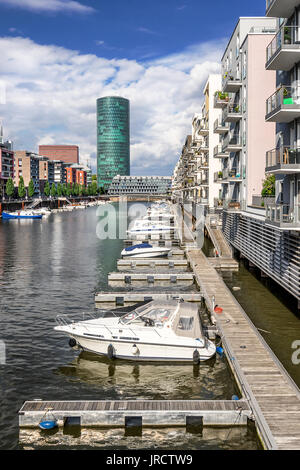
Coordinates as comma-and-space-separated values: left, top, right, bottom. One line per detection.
0, 0, 267, 175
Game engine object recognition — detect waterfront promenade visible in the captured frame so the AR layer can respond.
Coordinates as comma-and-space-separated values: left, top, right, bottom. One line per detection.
187, 248, 300, 450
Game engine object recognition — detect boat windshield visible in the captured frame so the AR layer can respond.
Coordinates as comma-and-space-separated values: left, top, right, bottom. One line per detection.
119, 306, 173, 326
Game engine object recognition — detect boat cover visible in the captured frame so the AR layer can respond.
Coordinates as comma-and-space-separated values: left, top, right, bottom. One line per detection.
125, 243, 153, 252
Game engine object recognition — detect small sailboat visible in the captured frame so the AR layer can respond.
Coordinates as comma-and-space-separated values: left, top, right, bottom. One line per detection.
121, 243, 171, 258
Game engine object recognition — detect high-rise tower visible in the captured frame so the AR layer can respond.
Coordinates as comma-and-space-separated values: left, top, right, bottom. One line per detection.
97, 96, 130, 189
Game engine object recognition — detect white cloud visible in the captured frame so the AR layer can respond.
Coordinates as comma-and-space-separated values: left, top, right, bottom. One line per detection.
0, 36, 224, 175
0, 0, 95, 14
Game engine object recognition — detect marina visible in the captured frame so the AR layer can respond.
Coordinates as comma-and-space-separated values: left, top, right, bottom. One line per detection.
0, 202, 298, 450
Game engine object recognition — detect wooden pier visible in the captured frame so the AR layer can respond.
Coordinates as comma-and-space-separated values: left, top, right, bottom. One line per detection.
117, 259, 189, 271
187, 248, 300, 450
19, 399, 251, 428
95, 292, 202, 309
107, 272, 194, 287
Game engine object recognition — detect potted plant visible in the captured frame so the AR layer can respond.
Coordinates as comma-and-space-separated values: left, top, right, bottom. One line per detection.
284, 26, 291, 44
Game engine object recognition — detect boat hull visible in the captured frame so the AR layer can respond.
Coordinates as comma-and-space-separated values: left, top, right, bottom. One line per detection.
121, 250, 170, 259
1, 212, 43, 219
64, 334, 215, 363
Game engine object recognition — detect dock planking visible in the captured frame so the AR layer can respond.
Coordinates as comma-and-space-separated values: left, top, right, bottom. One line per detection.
187, 248, 300, 450
19, 399, 251, 428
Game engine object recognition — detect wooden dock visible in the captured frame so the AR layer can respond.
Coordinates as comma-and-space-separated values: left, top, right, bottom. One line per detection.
107, 272, 194, 287
117, 259, 189, 271
187, 249, 300, 450
95, 292, 202, 308
19, 399, 251, 428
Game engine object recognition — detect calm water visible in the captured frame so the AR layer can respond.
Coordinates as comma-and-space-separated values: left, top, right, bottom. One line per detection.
0, 206, 259, 450
203, 235, 300, 388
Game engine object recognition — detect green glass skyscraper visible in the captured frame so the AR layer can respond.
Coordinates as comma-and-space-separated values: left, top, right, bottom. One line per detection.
97, 96, 130, 189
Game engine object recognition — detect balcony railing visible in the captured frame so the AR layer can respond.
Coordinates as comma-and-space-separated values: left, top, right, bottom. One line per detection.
266, 85, 300, 122
223, 103, 242, 122
214, 91, 230, 108
213, 145, 229, 158
214, 118, 229, 134
266, 146, 300, 172
266, 203, 300, 226
222, 74, 242, 93
222, 133, 242, 152
214, 172, 223, 182
222, 167, 243, 181
266, 26, 300, 70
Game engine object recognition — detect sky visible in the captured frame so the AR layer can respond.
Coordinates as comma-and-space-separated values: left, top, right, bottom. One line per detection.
0, 0, 266, 175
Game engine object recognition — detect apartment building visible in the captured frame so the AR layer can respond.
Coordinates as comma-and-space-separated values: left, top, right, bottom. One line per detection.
221, 8, 300, 303
14, 151, 40, 194
38, 156, 54, 193
217, 17, 277, 210
108, 175, 172, 195
265, 0, 300, 228
38, 145, 79, 165
0, 142, 14, 198
53, 160, 67, 186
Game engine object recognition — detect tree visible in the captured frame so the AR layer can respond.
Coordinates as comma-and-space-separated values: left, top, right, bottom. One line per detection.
92, 174, 97, 182
50, 183, 56, 197
18, 176, 26, 199
261, 174, 275, 197
66, 183, 72, 197
6, 177, 14, 199
91, 181, 98, 196
28, 179, 35, 198
57, 182, 62, 197
62, 184, 67, 196
44, 181, 50, 197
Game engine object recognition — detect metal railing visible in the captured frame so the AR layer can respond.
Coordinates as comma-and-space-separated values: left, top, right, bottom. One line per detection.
266, 146, 300, 168
266, 204, 300, 225
214, 117, 229, 132
223, 103, 242, 120
267, 25, 300, 64
214, 91, 230, 108
214, 144, 229, 157
222, 133, 242, 151
222, 73, 242, 90
266, 85, 300, 116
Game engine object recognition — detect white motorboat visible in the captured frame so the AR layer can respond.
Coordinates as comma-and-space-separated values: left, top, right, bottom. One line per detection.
33, 208, 51, 216
127, 219, 175, 235
121, 243, 171, 258
55, 300, 216, 363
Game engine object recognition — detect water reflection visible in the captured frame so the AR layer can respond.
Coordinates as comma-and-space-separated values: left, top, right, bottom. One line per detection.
54, 351, 236, 401
19, 426, 260, 450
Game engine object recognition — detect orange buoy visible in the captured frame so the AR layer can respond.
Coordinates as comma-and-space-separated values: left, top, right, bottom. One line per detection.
214, 306, 223, 314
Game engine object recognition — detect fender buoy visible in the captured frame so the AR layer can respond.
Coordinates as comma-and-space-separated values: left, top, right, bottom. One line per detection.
193, 349, 200, 364
132, 344, 139, 355
214, 306, 223, 314
69, 338, 77, 348
107, 344, 115, 360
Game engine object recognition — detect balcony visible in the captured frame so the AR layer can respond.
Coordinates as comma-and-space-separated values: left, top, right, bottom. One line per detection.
266, 146, 300, 174
214, 118, 229, 134
198, 123, 209, 136
199, 140, 209, 153
213, 145, 229, 159
266, 26, 300, 71
222, 133, 242, 152
214, 91, 230, 109
214, 171, 223, 182
266, 86, 300, 122
222, 74, 242, 93
222, 167, 243, 182
266, 0, 299, 19
223, 103, 242, 122
266, 203, 300, 228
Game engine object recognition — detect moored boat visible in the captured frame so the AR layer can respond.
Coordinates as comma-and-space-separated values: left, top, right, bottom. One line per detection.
121, 243, 171, 258
55, 300, 216, 363
1, 210, 43, 219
